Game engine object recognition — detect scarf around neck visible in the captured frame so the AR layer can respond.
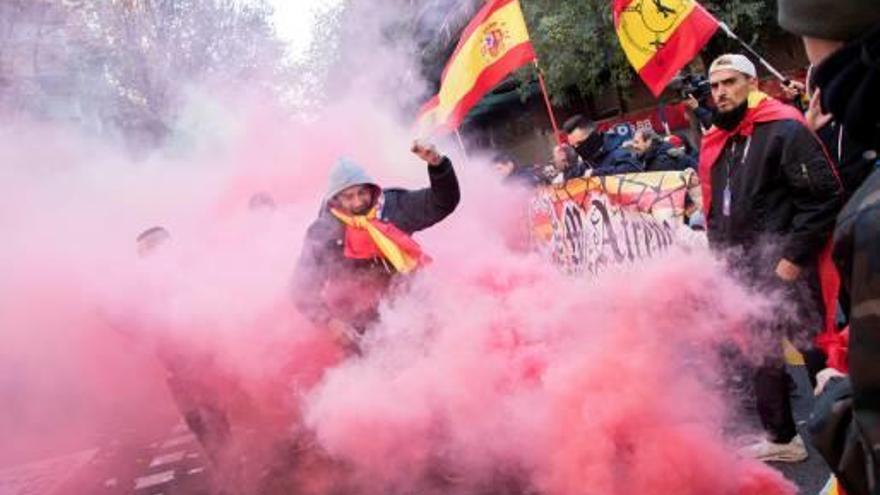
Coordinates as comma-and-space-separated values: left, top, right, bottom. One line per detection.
330, 207, 429, 274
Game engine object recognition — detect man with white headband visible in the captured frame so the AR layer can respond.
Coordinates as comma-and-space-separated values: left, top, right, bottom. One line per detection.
698, 54, 843, 463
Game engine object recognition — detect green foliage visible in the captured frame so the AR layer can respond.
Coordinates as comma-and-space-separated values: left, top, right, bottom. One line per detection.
0, 0, 288, 148
519, 0, 777, 104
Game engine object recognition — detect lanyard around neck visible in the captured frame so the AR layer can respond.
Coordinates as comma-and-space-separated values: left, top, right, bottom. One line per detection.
725, 136, 752, 182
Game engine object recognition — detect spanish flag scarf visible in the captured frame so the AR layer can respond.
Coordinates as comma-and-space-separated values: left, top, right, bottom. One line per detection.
330, 207, 429, 274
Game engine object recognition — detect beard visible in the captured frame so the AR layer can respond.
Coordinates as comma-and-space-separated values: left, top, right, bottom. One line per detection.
352, 204, 373, 216
712, 100, 748, 131
328, 198, 375, 216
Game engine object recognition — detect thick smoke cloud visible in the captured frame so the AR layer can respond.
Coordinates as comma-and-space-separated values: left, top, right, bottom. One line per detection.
0, 2, 797, 494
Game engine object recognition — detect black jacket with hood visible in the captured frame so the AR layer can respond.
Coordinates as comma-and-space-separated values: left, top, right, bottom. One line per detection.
780, 13, 880, 494
291, 157, 460, 327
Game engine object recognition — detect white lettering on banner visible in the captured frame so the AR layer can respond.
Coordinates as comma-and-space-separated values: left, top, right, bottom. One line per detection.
537, 194, 676, 276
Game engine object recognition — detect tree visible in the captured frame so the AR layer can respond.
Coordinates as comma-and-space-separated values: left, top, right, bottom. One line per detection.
277, 0, 786, 121
519, 0, 780, 105
0, 1, 72, 119
0, 0, 290, 150
294, 0, 485, 116
66, 0, 289, 148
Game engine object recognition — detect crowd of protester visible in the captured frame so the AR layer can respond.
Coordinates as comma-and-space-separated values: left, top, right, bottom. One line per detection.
127, 1, 879, 492
484, 2, 880, 490
490, 118, 702, 188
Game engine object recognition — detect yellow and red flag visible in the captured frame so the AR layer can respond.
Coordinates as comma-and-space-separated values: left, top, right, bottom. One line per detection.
613, 0, 719, 96
416, 0, 536, 134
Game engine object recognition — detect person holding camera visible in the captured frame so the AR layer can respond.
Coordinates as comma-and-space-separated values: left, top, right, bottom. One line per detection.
684, 94, 714, 132
291, 142, 460, 354
679, 73, 715, 136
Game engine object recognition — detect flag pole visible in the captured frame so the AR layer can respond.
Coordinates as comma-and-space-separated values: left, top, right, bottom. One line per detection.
534, 60, 563, 143
716, 21, 787, 82
454, 128, 470, 163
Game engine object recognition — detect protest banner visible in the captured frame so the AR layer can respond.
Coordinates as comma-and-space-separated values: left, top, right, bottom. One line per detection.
530, 169, 703, 274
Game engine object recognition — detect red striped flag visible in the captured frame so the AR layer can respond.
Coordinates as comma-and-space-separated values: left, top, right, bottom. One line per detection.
416, 0, 536, 134
613, 0, 719, 97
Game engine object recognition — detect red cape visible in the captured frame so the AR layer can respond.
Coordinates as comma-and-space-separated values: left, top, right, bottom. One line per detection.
698, 95, 845, 369
698, 95, 807, 216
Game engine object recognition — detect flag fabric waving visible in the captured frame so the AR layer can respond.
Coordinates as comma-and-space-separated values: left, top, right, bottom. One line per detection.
613, 0, 719, 97
416, 0, 536, 134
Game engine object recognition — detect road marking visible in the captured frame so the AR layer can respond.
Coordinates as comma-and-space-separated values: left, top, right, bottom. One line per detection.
134, 470, 175, 490
149, 451, 186, 468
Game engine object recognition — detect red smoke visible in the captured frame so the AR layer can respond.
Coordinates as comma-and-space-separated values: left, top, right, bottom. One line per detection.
0, 96, 794, 495
300, 177, 795, 494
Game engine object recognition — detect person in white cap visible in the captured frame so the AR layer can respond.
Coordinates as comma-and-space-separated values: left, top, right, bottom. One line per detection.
697, 54, 844, 463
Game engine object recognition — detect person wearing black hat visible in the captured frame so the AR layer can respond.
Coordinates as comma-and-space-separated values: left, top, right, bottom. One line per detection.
779, 3, 880, 493
563, 115, 642, 176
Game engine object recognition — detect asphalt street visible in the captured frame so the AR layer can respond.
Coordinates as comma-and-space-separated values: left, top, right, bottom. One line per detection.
0, 362, 833, 495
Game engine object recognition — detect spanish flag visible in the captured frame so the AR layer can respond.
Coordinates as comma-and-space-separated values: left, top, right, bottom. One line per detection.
613, 0, 719, 97
330, 207, 429, 274
416, 0, 536, 134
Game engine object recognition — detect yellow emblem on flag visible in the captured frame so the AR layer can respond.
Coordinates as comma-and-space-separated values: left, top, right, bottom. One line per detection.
416, 0, 536, 134
616, 0, 698, 70
613, 0, 719, 96
480, 22, 509, 61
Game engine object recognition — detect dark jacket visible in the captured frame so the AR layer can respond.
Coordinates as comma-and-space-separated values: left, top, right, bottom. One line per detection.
563, 159, 589, 182
588, 146, 643, 176
692, 105, 715, 132
707, 119, 843, 267
830, 168, 880, 485
575, 135, 643, 177
642, 141, 697, 172
292, 158, 460, 327
810, 28, 880, 494
808, 377, 873, 495
816, 122, 877, 200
